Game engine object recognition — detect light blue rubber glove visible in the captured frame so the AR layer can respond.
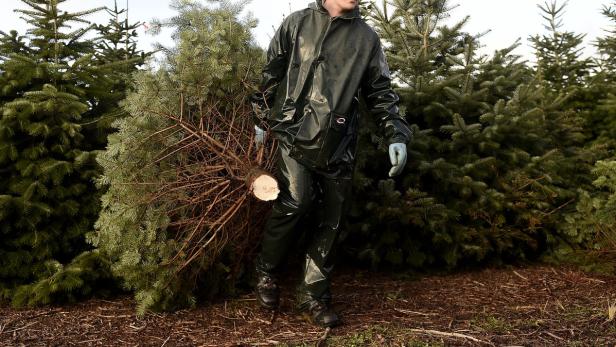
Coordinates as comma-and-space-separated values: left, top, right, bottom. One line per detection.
388, 143, 407, 177
255, 125, 265, 149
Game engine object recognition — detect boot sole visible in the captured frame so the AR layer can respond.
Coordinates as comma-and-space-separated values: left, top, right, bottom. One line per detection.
299, 311, 341, 328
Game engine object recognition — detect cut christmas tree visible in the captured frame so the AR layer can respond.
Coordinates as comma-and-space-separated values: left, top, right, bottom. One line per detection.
91, 0, 278, 314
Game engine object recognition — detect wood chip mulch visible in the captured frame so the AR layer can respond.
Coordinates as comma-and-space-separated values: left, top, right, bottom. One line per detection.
1, 263, 616, 346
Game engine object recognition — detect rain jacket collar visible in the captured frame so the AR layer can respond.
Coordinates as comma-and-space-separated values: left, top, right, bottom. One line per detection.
309, 0, 361, 19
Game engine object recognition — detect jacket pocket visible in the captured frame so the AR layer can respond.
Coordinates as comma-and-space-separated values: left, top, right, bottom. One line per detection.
314, 111, 352, 168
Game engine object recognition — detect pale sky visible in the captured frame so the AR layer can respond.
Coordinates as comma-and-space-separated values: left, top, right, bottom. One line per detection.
0, 0, 612, 65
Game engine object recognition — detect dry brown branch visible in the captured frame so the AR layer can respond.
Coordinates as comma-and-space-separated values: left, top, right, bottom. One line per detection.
121, 92, 280, 289
407, 328, 490, 344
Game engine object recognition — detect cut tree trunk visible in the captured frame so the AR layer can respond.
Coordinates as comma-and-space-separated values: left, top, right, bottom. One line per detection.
245, 167, 279, 201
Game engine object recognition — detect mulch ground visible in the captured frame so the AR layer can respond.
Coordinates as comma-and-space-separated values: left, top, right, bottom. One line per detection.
1, 263, 616, 346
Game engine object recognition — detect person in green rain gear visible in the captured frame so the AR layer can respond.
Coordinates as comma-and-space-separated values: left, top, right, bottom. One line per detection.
250, 0, 413, 328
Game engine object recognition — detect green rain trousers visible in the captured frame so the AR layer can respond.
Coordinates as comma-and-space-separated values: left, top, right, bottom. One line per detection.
254, 139, 353, 309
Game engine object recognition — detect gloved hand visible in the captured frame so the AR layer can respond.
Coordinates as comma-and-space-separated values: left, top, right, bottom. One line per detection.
255, 125, 265, 150
388, 143, 407, 177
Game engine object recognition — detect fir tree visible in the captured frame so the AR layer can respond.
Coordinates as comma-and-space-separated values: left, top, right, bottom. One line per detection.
84, 0, 151, 151
91, 0, 263, 314
584, 2, 616, 148
0, 30, 29, 59
529, 1, 593, 93
519, 1, 615, 266
556, 158, 616, 271
0, 0, 132, 306
343, 0, 595, 270
347, 0, 534, 269
556, 3, 616, 270
596, 3, 616, 74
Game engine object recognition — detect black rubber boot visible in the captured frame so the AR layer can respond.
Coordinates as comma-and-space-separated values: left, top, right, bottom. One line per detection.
255, 273, 279, 310
298, 299, 341, 328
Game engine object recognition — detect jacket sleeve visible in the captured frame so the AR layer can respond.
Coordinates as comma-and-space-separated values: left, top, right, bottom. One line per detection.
250, 18, 291, 128
360, 39, 413, 145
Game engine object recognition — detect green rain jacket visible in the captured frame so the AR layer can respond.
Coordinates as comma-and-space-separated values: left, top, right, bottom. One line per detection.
251, 0, 413, 171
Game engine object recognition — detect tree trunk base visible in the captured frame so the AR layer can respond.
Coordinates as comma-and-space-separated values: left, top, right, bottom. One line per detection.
246, 167, 279, 201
